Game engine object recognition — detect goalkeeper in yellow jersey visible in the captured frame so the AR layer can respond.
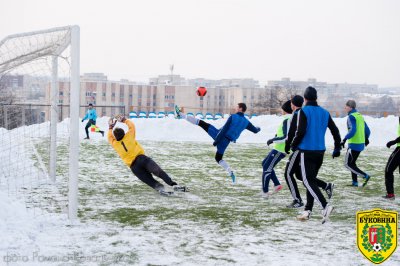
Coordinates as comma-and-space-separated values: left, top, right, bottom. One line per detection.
108, 115, 187, 195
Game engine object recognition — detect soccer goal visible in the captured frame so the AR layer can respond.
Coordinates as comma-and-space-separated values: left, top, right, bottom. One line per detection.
0, 26, 80, 219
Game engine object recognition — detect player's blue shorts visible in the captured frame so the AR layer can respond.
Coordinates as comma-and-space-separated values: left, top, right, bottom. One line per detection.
207, 125, 231, 154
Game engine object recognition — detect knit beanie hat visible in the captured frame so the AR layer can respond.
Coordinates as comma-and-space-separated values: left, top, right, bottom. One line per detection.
281, 100, 293, 114
304, 86, 317, 101
291, 95, 304, 108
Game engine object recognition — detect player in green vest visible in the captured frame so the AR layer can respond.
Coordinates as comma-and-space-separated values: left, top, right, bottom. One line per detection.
340, 100, 371, 187
261, 100, 292, 198
383, 117, 400, 200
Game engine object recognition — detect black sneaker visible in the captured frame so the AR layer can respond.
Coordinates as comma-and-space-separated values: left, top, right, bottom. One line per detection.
170, 181, 178, 186
287, 200, 304, 208
174, 186, 189, 192
84, 137, 90, 140
382, 194, 395, 200
101, 131, 104, 137
325, 183, 334, 199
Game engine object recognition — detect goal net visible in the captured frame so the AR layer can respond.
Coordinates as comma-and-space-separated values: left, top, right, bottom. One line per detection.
0, 26, 80, 219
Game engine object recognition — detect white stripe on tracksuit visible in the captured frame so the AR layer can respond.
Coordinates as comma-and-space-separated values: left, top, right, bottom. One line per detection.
286, 150, 300, 201
262, 151, 282, 188
300, 152, 323, 208
344, 149, 365, 177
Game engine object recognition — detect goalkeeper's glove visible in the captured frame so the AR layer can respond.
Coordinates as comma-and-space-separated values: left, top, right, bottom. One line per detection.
116, 114, 126, 122
108, 118, 117, 129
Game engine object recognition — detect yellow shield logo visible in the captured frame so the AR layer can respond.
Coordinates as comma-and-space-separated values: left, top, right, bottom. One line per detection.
357, 209, 398, 264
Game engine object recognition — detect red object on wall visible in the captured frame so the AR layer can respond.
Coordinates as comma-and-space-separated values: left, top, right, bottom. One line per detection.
196, 86, 207, 97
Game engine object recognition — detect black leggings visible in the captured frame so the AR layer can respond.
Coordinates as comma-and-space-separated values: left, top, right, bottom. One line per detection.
385, 147, 400, 194
130, 155, 173, 190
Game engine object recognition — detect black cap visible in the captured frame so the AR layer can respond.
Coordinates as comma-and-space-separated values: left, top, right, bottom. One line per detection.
291, 95, 304, 108
304, 86, 317, 101
281, 100, 292, 114
88, 103, 93, 106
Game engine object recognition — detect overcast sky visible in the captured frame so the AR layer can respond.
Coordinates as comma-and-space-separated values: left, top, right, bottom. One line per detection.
1, 0, 399, 87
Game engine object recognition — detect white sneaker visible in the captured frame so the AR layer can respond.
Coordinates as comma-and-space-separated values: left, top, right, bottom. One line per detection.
321, 204, 334, 224
260, 191, 269, 199
297, 210, 311, 221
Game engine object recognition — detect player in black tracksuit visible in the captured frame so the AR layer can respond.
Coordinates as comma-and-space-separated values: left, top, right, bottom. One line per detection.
291, 87, 341, 223
284, 95, 305, 208
284, 95, 334, 209
383, 117, 400, 200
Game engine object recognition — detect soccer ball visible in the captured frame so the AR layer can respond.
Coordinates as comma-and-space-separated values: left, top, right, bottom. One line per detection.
372, 243, 382, 252
196, 86, 207, 97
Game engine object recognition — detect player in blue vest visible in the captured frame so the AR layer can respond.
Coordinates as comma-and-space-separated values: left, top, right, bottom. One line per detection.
82, 103, 104, 139
261, 100, 292, 198
290, 87, 341, 223
284, 95, 334, 208
383, 117, 400, 200
175, 103, 260, 183
341, 100, 371, 187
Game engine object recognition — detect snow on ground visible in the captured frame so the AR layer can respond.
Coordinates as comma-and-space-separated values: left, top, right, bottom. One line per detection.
88, 115, 399, 147
1, 115, 400, 266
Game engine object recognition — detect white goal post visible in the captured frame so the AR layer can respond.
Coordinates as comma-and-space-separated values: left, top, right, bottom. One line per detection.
0, 26, 80, 219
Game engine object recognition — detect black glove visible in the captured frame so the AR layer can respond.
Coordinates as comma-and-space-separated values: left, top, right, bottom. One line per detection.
213, 141, 218, 146
81, 119, 84, 122
340, 139, 346, 149
386, 140, 396, 148
267, 139, 273, 146
365, 138, 369, 147
256, 127, 261, 133
332, 149, 340, 159
285, 142, 290, 154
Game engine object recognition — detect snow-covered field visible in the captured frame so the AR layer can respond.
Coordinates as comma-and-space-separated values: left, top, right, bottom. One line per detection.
1, 115, 399, 265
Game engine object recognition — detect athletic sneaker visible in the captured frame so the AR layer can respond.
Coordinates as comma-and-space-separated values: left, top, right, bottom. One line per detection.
159, 190, 174, 196
273, 184, 283, 194
297, 210, 311, 221
84, 137, 90, 140
362, 174, 371, 187
321, 204, 334, 224
174, 186, 189, 192
325, 183, 334, 199
101, 131, 104, 137
230, 172, 236, 184
287, 200, 304, 208
174, 105, 181, 118
260, 191, 269, 199
349, 181, 359, 187
382, 194, 395, 200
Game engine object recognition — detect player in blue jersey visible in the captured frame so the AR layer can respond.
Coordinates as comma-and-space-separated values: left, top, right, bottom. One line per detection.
290, 87, 341, 223
176, 103, 260, 183
82, 103, 104, 139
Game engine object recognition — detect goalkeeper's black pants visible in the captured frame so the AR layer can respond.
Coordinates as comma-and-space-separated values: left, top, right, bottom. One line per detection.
385, 147, 400, 195
130, 155, 174, 190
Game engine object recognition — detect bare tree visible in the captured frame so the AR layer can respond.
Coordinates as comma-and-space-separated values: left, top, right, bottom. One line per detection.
254, 85, 302, 114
